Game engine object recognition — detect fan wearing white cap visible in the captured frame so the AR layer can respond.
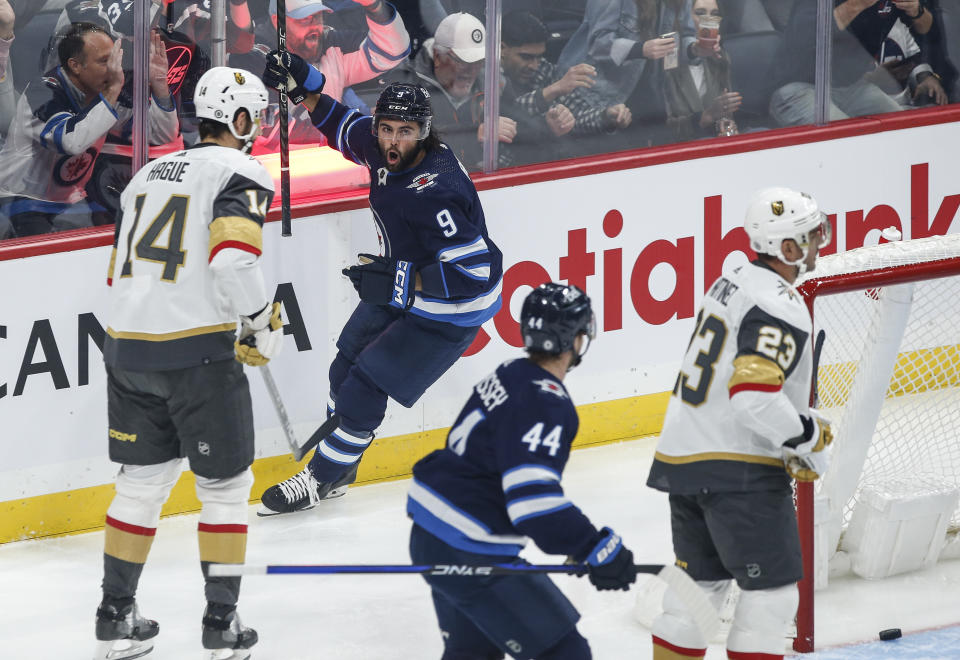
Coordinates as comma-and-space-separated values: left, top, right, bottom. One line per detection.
95, 66, 278, 660
241, 0, 409, 149
391, 12, 517, 168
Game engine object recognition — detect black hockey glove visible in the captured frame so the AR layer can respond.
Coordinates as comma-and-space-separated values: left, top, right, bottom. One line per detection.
783, 410, 833, 482
342, 254, 416, 310
263, 50, 326, 105
585, 527, 636, 591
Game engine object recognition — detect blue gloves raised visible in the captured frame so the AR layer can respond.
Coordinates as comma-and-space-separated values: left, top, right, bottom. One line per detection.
263, 50, 326, 104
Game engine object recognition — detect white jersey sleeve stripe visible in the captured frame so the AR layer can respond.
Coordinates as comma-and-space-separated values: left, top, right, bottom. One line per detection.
506, 495, 571, 524
502, 465, 561, 493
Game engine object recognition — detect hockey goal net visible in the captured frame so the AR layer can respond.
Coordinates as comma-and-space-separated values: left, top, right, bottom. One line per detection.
794, 232, 960, 652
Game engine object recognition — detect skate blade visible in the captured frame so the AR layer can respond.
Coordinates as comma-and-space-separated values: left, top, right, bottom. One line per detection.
322, 485, 350, 500
255, 501, 319, 517
204, 649, 251, 660
93, 638, 155, 660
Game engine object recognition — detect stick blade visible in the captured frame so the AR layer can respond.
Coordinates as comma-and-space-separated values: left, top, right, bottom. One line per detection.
656, 564, 720, 640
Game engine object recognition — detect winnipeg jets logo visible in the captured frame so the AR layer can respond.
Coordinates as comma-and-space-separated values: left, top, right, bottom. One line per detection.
407, 172, 438, 192
776, 281, 798, 302
532, 379, 567, 399
377, 167, 389, 186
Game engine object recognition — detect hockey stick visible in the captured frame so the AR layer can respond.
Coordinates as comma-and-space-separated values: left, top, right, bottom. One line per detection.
258, 364, 336, 461
811, 329, 826, 408
258, 363, 302, 459
275, 0, 292, 237
209, 562, 719, 638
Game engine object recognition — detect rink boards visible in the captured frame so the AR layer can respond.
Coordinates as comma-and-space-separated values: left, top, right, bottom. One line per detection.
1, 116, 959, 543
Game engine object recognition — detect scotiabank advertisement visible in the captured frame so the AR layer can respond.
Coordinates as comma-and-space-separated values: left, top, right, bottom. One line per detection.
1, 121, 958, 503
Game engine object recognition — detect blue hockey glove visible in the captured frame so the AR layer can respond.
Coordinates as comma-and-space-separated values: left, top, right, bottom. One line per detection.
263, 50, 325, 105
585, 527, 636, 591
342, 254, 416, 310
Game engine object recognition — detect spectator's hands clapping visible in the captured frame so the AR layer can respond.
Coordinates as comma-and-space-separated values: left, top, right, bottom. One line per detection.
546, 104, 575, 137
701, 90, 742, 127
893, 0, 922, 18
148, 30, 171, 97
914, 75, 947, 105
0, 0, 14, 40
547, 63, 596, 99
477, 116, 517, 144
604, 103, 632, 130
642, 36, 676, 60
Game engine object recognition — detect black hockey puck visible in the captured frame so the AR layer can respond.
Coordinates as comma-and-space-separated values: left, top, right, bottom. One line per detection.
879, 628, 902, 641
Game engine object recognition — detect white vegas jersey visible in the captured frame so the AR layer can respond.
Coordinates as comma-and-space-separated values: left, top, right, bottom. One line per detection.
104, 143, 274, 371
648, 260, 814, 494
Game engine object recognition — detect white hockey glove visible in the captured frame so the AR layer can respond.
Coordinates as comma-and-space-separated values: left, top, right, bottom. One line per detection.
782, 409, 834, 482
235, 302, 283, 367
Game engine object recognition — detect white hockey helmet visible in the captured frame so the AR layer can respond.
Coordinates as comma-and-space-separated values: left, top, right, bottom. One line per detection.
744, 187, 832, 271
194, 67, 270, 144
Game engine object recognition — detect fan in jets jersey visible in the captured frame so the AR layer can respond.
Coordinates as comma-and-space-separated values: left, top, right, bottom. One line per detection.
647, 188, 834, 660
94, 68, 278, 660
408, 283, 636, 659
256, 51, 504, 517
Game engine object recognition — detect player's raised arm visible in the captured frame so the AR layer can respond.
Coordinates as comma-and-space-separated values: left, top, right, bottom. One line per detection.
260, 49, 373, 164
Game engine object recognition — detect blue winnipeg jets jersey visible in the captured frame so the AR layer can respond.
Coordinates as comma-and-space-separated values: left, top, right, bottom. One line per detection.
309, 95, 502, 327
407, 359, 600, 559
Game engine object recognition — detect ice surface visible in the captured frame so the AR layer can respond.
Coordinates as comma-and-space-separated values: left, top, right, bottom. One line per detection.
2, 438, 959, 659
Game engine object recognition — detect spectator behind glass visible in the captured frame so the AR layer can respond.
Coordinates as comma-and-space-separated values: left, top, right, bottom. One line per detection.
0, 23, 177, 239
0, 0, 14, 139
864, 19, 948, 107
556, 0, 700, 145
230, 0, 409, 152
500, 10, 633, 161
662, 0, 742, 141
393, 12, 517, 169
769, 0, 933, 126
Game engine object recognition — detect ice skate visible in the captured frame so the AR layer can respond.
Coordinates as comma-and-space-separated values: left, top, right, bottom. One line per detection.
257, 463, 358, 516
202, 604, 257, 660
93, 598, 159, 660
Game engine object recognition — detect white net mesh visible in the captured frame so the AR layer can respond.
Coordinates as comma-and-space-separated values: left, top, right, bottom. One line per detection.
802, 236, 960, 534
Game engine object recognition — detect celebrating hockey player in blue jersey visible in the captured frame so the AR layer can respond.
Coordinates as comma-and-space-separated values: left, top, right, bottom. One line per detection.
407, 283, 636, 659
257, 51, 503, 515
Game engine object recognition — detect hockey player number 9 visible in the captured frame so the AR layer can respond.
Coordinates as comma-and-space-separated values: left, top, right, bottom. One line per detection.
674, 314, 728, 407
436, 209, 458, 237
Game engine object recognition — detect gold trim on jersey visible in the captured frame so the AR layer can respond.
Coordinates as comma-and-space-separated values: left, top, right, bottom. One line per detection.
654, 450, 785, 468
727, 354, 784, 390
209, 216, 263, 256
106, 322, 236, 342
107, 247, 117, 284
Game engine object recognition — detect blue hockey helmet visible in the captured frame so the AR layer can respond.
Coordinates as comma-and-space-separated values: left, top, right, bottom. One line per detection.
372, 83, 433, 140
520, 283, 596, 366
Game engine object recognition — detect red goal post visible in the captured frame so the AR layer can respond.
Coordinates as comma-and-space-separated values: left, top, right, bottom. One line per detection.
794, 232, 960, 652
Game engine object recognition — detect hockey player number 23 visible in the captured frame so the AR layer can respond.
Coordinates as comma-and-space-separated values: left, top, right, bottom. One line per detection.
120, 194, 189, 282
675, 313, 728, 406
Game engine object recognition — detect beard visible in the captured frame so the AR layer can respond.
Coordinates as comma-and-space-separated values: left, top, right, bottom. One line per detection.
380, 142, 423, 173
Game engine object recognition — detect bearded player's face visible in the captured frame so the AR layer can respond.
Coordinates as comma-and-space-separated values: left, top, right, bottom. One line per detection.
376, 118, 424, 172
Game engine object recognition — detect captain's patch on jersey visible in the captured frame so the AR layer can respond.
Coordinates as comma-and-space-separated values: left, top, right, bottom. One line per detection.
532, 378, 567, 399
407, 172, 438, 192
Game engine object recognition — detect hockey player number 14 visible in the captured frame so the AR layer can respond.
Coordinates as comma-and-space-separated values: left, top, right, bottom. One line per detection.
120, 193, 189, 282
